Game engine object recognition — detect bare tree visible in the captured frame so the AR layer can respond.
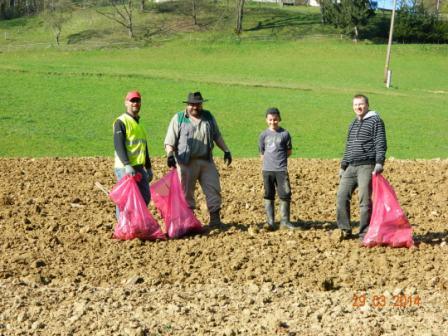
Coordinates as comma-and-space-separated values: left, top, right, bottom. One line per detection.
97, 0, 135, 38
235, 0, 245, 35
44, 0, 73, 45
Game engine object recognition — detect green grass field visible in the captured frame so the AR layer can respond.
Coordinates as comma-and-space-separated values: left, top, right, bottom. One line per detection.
0, 4, 447, 159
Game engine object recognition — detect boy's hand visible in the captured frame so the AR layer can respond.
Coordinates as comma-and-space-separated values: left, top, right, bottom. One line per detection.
224, 151, 232, 166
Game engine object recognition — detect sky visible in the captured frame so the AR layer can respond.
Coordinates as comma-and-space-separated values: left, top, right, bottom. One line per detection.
376, 0, 397, 10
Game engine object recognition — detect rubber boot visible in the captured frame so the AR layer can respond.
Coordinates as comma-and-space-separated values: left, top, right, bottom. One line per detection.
264, 199, 276, 231
209, 210, 222, 228
280, 200, 295, 229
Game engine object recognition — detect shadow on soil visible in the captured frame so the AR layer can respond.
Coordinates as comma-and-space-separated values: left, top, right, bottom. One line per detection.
414, 231, 448, 246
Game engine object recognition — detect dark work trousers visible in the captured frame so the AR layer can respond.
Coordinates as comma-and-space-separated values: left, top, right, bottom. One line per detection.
336, 164, 374, 238
263, 171, 292, 201
114, 166, 151, 219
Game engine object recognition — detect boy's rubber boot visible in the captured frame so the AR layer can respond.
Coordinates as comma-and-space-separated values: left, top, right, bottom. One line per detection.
280, 200, 296, 229
209, 210, 223, 229
264, 199, 276, 231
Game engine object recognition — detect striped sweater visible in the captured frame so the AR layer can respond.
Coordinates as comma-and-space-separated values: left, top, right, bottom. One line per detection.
341, 111, 387, 170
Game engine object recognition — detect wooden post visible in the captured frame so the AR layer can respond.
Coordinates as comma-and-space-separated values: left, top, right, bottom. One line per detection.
384, 0, 397, 85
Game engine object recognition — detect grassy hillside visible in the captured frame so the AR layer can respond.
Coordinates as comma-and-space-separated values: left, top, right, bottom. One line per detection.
0, 4, 447, 159
0, 3, 338, 49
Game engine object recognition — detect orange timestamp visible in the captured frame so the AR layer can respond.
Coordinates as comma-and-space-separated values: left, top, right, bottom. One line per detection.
352, 293, 421, 308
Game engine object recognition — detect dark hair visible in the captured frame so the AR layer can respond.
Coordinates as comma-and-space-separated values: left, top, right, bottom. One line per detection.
353, 94, 369, 105
265, 107, 281, 120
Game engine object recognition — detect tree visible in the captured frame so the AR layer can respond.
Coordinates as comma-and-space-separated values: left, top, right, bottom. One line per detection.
235, 0, 245, 35
319, 0, 375, 41
394, 0, 448, 43
340, 0, 374, 41
1, 0, 43, 19
44, 0, 73, 45
97, 0, 135, 38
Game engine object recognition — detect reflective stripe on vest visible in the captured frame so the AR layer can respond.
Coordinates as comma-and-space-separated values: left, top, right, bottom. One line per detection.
114, 114, 148, 167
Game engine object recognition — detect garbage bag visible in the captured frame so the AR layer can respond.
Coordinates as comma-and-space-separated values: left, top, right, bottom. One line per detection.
363, 174, 414, 248
109, 174, 165, 241
151, 169, 203, 238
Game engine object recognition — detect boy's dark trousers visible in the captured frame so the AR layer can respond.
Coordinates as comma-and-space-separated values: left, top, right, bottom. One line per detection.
262, 171, 291, 201
263, 171, 293, 229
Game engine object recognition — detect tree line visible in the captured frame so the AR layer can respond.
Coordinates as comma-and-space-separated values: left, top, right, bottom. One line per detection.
1, 0, 447, 44
320, 0, 448, 43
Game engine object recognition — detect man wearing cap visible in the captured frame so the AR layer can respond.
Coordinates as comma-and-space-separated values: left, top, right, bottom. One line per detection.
113, 91, 153, 217
336, 94, 387, 241
164, 91, 232, 228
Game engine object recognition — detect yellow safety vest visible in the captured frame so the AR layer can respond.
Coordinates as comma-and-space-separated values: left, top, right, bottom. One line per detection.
114, 114, 148, 168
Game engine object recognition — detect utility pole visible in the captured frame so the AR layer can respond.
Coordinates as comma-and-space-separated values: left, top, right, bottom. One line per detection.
384, 0, 397, 86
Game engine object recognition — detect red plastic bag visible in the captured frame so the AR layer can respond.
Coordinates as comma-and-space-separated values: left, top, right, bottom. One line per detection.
363, 174, 414, 248
151, 169, 203, 238
109, 174, 165, 241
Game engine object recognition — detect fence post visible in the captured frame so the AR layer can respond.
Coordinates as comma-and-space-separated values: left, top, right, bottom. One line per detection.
386, 70, 392, 88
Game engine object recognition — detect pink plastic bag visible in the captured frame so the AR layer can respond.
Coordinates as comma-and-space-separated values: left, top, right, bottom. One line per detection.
363, 174, 414, 248
109, 174, 165, 241
151, 169, 203, 238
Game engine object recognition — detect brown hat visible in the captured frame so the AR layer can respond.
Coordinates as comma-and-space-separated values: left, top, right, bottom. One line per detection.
183, 92, 208, 104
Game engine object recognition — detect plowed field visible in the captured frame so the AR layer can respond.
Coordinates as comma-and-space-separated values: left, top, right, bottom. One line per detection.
1, 158, 447, 335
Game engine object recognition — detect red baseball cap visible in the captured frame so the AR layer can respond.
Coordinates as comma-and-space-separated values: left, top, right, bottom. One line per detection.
125, 91, 141, 101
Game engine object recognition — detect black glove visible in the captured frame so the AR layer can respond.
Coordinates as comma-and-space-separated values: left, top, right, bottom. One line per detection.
224, 151, 232, 166
167, 152, 177, 168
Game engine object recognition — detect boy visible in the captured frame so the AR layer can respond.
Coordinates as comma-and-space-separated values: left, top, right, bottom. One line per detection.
259, 107, 295, 230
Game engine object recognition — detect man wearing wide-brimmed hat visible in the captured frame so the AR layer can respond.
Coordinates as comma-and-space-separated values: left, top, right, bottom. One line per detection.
164, 91, 232, 228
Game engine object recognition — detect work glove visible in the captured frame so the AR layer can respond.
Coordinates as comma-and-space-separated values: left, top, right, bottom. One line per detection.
167, 152, 177, 168
147, 168, 153, 183
224, 151, 232, 166
339, 168, 345, 179
124, 164, 136, 176
373, 163, 383, 175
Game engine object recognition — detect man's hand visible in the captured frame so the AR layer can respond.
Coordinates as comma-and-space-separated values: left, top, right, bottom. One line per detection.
167, 152, 177, 168
339, 168, 345, 179
224, 151, 232, 166
125, 164, 136, 176
373, 163, 383, 175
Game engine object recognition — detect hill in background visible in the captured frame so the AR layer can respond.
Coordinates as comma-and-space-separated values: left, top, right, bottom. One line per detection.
0, 1, 391, 50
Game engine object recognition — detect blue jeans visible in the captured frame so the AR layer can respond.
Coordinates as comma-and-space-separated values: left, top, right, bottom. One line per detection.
114, 166, 151, 219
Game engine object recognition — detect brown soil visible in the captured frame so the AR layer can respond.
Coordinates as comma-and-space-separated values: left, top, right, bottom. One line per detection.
0, 158, 447, 335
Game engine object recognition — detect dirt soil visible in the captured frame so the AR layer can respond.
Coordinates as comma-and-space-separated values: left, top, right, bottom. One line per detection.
0, 157, 447, 336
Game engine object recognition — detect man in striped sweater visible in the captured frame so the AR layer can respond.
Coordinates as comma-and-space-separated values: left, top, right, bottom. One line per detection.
336, 94, 387, 241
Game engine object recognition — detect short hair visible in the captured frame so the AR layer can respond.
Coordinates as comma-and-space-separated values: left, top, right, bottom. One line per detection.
353, 94, 369, 105
265, 107, 281, 119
